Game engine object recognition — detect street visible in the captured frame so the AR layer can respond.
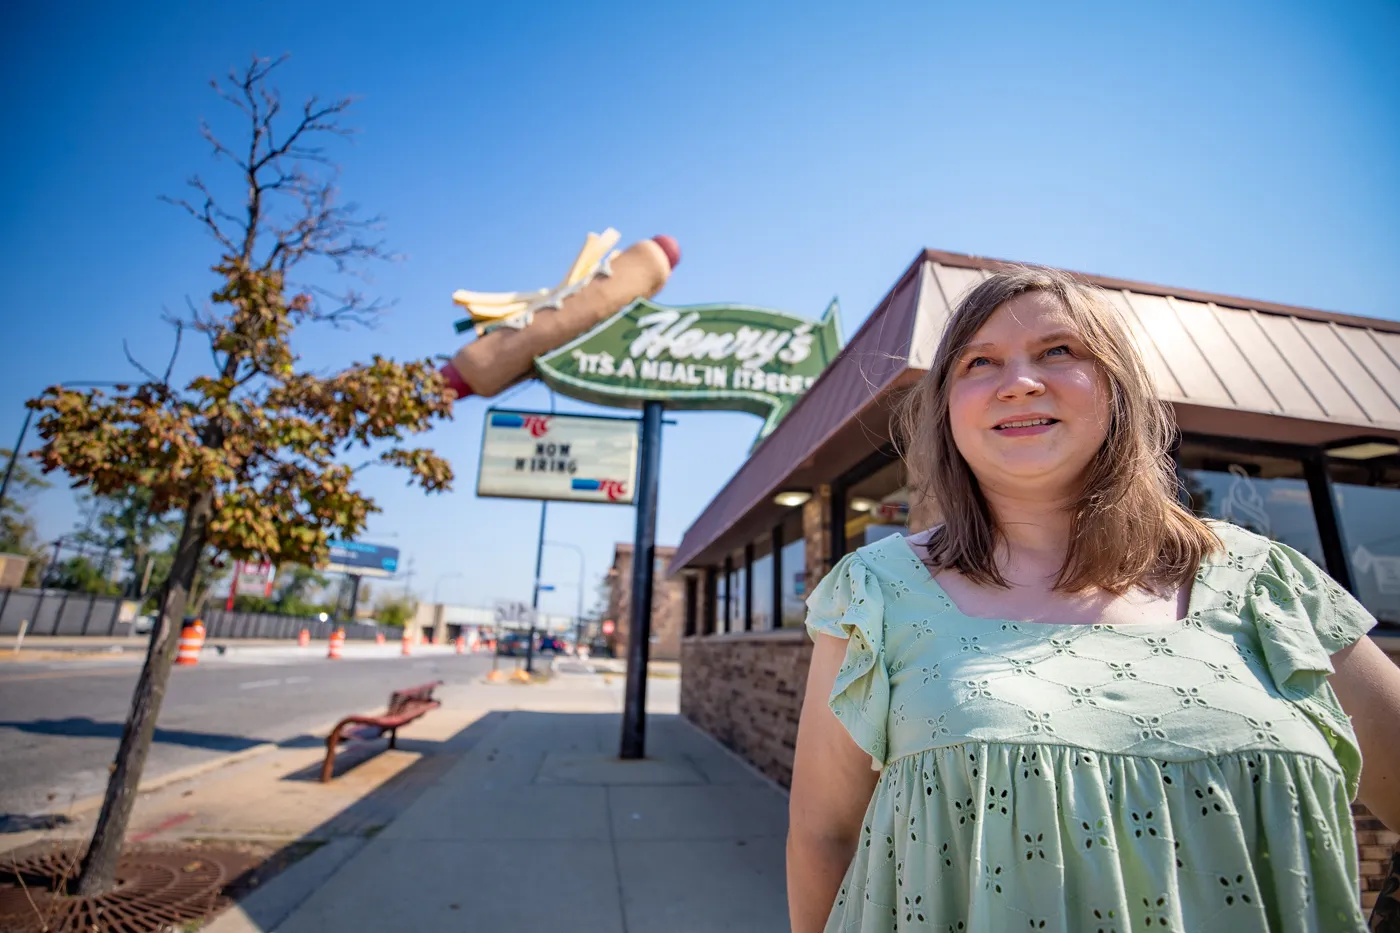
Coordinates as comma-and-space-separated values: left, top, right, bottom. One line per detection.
0, 647, 498, 821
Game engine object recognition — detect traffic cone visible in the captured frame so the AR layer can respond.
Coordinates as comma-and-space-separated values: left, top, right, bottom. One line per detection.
375, 632, 385, 645
401, 632, 412, 656
328, 629, 345, 660
175, 625, 201, 666
298, 628, 310, 647
455, 635, 465, 655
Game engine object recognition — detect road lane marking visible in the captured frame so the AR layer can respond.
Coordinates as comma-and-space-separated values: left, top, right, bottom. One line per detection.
238, 674, 314, 689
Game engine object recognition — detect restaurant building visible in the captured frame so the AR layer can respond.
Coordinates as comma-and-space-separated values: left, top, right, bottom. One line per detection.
668, 248, 1400, 906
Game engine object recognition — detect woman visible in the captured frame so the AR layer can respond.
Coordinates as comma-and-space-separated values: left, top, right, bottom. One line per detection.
786, 267, 1400, 932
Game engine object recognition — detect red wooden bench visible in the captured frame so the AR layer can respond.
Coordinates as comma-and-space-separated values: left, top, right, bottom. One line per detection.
320, 681, 443, 782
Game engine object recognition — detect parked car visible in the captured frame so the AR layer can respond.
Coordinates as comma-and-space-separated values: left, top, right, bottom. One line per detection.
498, 632, 531, 656
537, 636, 566, 655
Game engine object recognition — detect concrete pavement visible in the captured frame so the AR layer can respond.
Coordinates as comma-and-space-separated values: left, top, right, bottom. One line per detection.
206, 664, 791, 933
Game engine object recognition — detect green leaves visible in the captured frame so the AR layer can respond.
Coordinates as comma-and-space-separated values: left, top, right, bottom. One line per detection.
29, 265, 456, 571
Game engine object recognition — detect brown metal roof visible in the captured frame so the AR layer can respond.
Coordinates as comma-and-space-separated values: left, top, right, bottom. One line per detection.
669, 249, 1400, 571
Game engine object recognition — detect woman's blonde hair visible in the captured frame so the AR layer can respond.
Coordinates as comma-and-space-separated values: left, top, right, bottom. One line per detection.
895, 265, 1217, 594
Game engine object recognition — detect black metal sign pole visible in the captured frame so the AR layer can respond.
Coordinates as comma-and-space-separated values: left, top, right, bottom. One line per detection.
620, 400, 663, 759
525, 500, 548, 675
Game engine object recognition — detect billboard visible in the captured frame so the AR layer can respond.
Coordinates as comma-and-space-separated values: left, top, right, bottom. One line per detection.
323, 541, 400, 578
477, 409, 639, 505
234, 561, 276, 596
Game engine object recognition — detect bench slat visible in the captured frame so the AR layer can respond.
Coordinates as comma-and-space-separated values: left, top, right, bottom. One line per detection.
320, 683, 442, 783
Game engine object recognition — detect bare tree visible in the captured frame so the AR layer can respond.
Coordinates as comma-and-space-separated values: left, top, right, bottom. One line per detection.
29, 56, 453, 895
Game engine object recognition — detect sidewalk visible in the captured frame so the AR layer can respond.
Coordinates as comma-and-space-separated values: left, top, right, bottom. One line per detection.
190, 665, 789, 933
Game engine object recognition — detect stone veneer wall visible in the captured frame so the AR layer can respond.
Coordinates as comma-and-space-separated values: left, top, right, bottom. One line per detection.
681, 632, 1400, 913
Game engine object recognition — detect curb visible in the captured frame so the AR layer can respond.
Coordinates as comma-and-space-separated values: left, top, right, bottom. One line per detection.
203, 836, 368, 933
56, 741, 282, 819
54, 711, 356, 819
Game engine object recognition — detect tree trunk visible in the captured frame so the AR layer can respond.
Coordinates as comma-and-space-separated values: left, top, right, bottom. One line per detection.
75, 487, 215, 896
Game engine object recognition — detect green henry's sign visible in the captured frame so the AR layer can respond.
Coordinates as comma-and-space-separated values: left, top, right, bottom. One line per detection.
536, 298, 843, 440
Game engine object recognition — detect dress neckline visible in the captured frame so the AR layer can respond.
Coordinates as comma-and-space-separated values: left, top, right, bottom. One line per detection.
878, 531, 1206, 629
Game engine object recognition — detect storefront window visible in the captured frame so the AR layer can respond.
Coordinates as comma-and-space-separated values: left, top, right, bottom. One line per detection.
728, 550, 746, 632
752, 536, 774, 631
780, 509, 807, 627
1178, 442, 1325, 565
1329, 458, 1400, 627
845, 459, 910, 554
716, 561, 729, 634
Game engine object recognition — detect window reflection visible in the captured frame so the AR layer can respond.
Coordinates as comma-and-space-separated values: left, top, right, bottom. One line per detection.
780, 509, 806, 627
1178, 444, 1325, 566
752, 536, 774, 631
1329, 458, 1400, 627
716, 562, 729, 634
728, 551, 746, 632
845, 460, 911, 554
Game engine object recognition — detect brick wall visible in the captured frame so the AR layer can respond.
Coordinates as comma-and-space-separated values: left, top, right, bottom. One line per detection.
681, 630, 813, 788
1356, 804, 1400, 913
681, 634, 1400, 912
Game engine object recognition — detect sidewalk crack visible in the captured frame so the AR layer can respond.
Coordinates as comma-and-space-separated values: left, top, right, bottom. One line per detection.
604, 787, 631, 933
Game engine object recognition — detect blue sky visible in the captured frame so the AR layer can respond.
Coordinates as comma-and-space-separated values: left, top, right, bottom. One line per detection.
1, 1, 1397, 619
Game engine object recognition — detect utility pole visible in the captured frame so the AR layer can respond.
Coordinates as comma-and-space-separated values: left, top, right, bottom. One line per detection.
545, 540, 586, 656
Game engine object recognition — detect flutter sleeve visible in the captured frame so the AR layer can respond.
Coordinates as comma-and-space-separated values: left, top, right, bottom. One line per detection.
805, 550, 889, 770
1248, 538, 1377, 797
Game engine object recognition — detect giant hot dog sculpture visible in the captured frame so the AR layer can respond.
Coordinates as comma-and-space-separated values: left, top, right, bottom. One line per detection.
439, 229, 681, 400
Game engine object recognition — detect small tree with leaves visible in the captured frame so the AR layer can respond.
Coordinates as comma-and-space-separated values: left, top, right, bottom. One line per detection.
374, 592, 417, 627
28, 56, 454, 895
72, 488, 181, 598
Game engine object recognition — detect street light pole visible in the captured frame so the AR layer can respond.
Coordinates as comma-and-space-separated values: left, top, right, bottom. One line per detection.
545, 540, 585, 655
525, 501, 547, 674
432, 572, 466, 605
0, 407, 35, 516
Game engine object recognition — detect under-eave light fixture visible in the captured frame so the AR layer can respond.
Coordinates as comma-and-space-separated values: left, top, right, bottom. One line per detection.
849, 497, 880, 513
774, 490, 812, 508
1325, 437, 1400, 460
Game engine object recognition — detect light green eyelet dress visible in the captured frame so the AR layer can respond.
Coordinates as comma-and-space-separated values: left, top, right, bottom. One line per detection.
805, 522, 1376, 933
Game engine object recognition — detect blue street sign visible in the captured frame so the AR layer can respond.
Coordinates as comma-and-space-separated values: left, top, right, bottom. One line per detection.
537, 584, 556, 592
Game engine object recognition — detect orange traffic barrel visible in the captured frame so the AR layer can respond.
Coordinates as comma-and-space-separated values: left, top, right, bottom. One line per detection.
175, 625, 201, 666
375, 632, 385, 645
328, 629, 345, 660
298, 628, 310, 647
455, 635, 465, 655
401, 632, 412, 656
